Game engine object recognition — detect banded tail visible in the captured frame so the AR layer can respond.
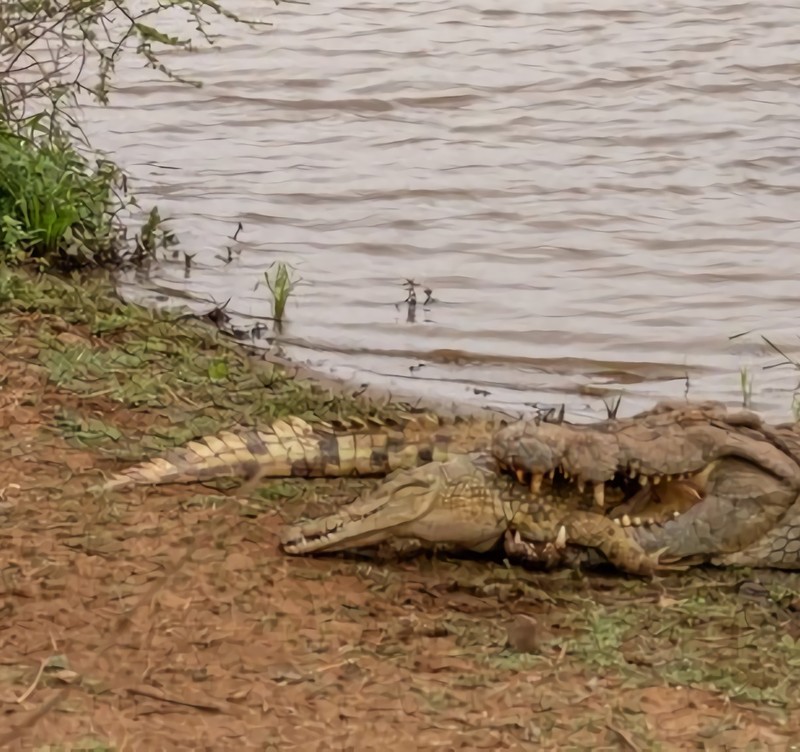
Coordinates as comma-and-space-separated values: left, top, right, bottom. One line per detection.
102, 413, 499, 491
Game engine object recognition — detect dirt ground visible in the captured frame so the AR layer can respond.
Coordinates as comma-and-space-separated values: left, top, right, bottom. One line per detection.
2, 270, 800, 750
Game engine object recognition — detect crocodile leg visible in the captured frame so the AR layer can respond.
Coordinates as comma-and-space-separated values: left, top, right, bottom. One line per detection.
510, 508, 660, 576
502, 531, 578, 569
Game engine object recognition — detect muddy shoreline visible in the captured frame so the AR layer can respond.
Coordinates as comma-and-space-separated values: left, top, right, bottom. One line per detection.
2, 266, 800, 749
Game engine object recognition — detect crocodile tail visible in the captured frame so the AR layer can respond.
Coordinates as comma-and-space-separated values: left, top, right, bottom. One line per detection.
103, 413, 486, 491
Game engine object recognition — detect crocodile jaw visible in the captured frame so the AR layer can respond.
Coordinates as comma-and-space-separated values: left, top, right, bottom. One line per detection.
280, 484, 438, 553
492, 401, 800, 492
626, 457, 798, 561
281, 513, 505, 554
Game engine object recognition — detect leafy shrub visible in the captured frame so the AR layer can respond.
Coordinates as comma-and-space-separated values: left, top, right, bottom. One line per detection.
0, 122, 126, 269
0, 0, 264, 271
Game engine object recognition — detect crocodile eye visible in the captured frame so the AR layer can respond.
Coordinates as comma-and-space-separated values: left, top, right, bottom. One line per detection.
391, 479, 432, 497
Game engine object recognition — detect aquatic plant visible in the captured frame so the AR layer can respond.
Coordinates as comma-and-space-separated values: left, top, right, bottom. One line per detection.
264, 261, 299, 325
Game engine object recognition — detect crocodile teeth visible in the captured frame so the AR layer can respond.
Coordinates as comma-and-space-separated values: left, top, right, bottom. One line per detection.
516, 469, 526, 484
639, 476, 649, 487
633, 516, 642, 526
652, 476, 661, 485
531, 473, 544, 493
563, 468, 570, 480
613, 518, 621, 526
576, 478, 586, 494
621, 514, 632, 527
555, 525, 567, 549
593, 482, 605, 508
673, 510, 681, 519
514, 530, 523, 544
546, 469, 555, 480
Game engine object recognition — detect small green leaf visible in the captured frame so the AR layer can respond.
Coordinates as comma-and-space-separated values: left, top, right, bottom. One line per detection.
207, 358, 229, 382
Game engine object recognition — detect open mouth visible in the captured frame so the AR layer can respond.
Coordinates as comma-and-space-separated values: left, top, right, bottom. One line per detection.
504, 462, 716, 528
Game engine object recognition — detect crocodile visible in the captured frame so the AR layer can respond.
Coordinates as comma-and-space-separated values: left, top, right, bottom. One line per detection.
278, 453, 660, 575
102, 410, 661, 574
492, 400, 800, 570
102, 400, 800, 572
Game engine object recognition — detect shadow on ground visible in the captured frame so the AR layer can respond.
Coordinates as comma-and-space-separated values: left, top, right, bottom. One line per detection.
1, 269, 799, 750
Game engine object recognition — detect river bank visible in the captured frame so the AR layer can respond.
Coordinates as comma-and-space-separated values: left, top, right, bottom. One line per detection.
1, 266, 799, 750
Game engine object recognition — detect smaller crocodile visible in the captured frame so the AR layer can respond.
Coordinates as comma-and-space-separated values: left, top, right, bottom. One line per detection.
103, 400, 800, 573
102, 409, 674, 576
278, 453, 659, 575
102, 409, 660, 572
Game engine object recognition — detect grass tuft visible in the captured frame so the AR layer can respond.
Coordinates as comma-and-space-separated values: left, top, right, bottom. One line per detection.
264, 261, 299, 326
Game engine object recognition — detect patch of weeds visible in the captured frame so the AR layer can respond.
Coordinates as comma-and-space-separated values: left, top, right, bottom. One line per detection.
4, 269, 389, 441
478, 649, 541, 672
89, 309, 140, 336
253, 480, 310, 504
53, 410, 124, 449
0, 264, 26, 306
554, 583, 800, 707
39, 344, 142, 398
560, 607, 632, 671
36, 329, 260, 412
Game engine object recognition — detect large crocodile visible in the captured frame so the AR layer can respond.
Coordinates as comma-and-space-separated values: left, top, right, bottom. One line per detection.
493, 400, 800, 570
103, 400, 800, 572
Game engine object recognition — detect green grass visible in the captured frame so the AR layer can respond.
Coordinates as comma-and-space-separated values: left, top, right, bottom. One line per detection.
1, 266, 391, 458
0, 123, 126, 270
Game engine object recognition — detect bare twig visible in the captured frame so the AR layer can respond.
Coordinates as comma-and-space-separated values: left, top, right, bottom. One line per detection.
15, 659, 47, 704
125, 684, 229, 713
761, 335, 800, 371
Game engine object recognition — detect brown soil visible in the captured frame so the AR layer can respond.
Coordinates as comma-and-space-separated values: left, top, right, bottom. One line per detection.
2, 287, 800, 750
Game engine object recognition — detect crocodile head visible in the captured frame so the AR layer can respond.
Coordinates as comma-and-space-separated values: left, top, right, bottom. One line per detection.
493, 400, 800, 565
280, 454, 519, 556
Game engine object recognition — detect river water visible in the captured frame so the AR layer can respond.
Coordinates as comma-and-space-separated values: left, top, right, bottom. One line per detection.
84, 0, 800, 422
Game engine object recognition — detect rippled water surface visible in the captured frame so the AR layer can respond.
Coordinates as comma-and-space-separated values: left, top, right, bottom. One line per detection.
86, 0, 800, 421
